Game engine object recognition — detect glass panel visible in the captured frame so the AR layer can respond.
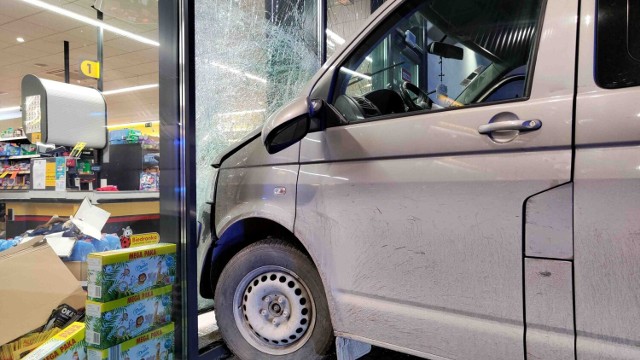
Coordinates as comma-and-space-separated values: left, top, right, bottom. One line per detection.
194, 0, 319, 351
596, 0, 640, 88
326, 0, 389, 59
0, 0, 177, 357
332, 0, 542, 124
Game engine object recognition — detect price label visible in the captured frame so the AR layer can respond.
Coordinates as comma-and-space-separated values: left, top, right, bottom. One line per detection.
32, 132, 41, 143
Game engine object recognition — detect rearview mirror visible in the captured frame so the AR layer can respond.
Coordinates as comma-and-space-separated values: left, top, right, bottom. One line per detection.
262, 97, 311, 154
428, 42, 464, 60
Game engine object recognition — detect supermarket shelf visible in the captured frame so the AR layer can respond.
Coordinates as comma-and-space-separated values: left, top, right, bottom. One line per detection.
0, 171, 30, 175
0, 190, 159, 202
0, 185, 29, 190
0, 154, 40, 160
0, 136, 28, 142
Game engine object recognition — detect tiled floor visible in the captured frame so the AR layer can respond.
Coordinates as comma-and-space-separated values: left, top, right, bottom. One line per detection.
197, 311, 422, 359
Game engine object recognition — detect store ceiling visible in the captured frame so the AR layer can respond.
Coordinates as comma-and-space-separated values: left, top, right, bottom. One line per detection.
0, 0, 158, 126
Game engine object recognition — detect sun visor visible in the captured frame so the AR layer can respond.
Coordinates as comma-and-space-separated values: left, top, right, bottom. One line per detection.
21, 74, 107, 149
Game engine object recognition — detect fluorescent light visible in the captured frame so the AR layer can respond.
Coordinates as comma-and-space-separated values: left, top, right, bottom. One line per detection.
215, 109, 266, 117
107, 120, 159, 129
0, 106, 21, 114
326, 29, 345, 45
0, 106, 21, 121
16, 37, 25, 43
209, 61, 267, 84
339, 67, 371, 80
36, 142, 55, 148
103, 83, 158, 95
21, 0, 159, 47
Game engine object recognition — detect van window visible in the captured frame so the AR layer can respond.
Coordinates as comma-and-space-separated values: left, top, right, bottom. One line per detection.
628, 0, 640, 61
595, 0, 640, 88
331, 0, 543, 125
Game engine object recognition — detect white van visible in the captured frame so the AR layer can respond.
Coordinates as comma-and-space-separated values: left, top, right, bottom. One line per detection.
199, 0, 640, 359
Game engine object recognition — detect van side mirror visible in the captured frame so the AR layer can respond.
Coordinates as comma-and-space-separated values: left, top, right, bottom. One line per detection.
428, 42, 464, 60
262, 97, 311, 154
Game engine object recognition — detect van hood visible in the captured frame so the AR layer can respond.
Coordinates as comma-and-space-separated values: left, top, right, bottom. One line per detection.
212, 127, 262, 168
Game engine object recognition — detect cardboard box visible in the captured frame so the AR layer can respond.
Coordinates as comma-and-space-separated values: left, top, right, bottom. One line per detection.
22, 322, 86, 360
87, 323, 174, 360
0, 237, 85, 346
87, 244, 176, 302
64, 261, 88, 282
85, 285, 172, 349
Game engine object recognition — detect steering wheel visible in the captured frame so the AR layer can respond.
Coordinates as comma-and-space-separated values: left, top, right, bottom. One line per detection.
399, 81, 433, 111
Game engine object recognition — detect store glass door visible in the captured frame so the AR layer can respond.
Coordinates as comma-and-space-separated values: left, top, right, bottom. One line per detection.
0, 0, 196, 358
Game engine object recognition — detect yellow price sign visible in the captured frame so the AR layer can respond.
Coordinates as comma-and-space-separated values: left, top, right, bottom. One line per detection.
129, 232, 161, 247
31, 132, 41, 143
45, 161, 56, 187
80, 60, 100, 79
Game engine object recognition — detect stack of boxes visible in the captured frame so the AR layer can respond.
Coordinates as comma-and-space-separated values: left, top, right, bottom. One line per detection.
85, 244, 176, 359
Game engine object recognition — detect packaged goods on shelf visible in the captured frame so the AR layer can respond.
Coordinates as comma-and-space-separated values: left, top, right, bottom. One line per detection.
109, 129, 142, 144
87, 244, 176, 302
20, 144, 37, 155
0, 237, 85, 346
85, 285, 172, 349
139, 172, 159, 191
2, 144, 21, 157
21, 322, 86, 360
87, 322, 174, 360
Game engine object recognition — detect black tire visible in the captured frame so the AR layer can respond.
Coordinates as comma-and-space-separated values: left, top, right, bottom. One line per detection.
215, 239, 334, 360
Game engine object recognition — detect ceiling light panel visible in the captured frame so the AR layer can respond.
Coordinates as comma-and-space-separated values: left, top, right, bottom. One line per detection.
20, 0, 159, 46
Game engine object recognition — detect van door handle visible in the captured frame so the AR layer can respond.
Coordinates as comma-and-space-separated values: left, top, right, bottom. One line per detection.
478, 119, 542, 134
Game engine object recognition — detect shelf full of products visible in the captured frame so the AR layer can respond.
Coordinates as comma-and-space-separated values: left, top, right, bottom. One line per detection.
0, 136, 38, 190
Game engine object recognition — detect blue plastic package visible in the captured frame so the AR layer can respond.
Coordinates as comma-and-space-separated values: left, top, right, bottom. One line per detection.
90, 237, 109, 252
69, 241, 96, 261
0, 239, 18, 252
103, 234, 121, 250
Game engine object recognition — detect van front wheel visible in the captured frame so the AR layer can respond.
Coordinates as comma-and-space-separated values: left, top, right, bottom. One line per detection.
215, 239, 334, 360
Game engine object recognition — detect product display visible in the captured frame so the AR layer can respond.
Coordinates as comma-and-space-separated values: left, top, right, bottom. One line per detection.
85, 285, 172, 349
87, 322, 174, 360
0, 328, 60, 360
87, 243, 176, 302
22, 322, 86, 360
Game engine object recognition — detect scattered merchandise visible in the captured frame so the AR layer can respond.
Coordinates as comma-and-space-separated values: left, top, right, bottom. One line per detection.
0, 237, 85, 346
42, 304, 83, 332
22, 322, 86, 360
67, 234, 122, 262
87, 322, 174, 360
0, 327, 61, 360
85, 285, 172, 349
0, 239, 19, 252
87, 243, 176, 301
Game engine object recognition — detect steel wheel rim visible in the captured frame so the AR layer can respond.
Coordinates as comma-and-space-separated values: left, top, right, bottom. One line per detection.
232, 265, 316, 355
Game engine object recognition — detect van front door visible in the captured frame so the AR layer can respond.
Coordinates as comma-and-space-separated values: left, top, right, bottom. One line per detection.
295, 0, 578, 359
